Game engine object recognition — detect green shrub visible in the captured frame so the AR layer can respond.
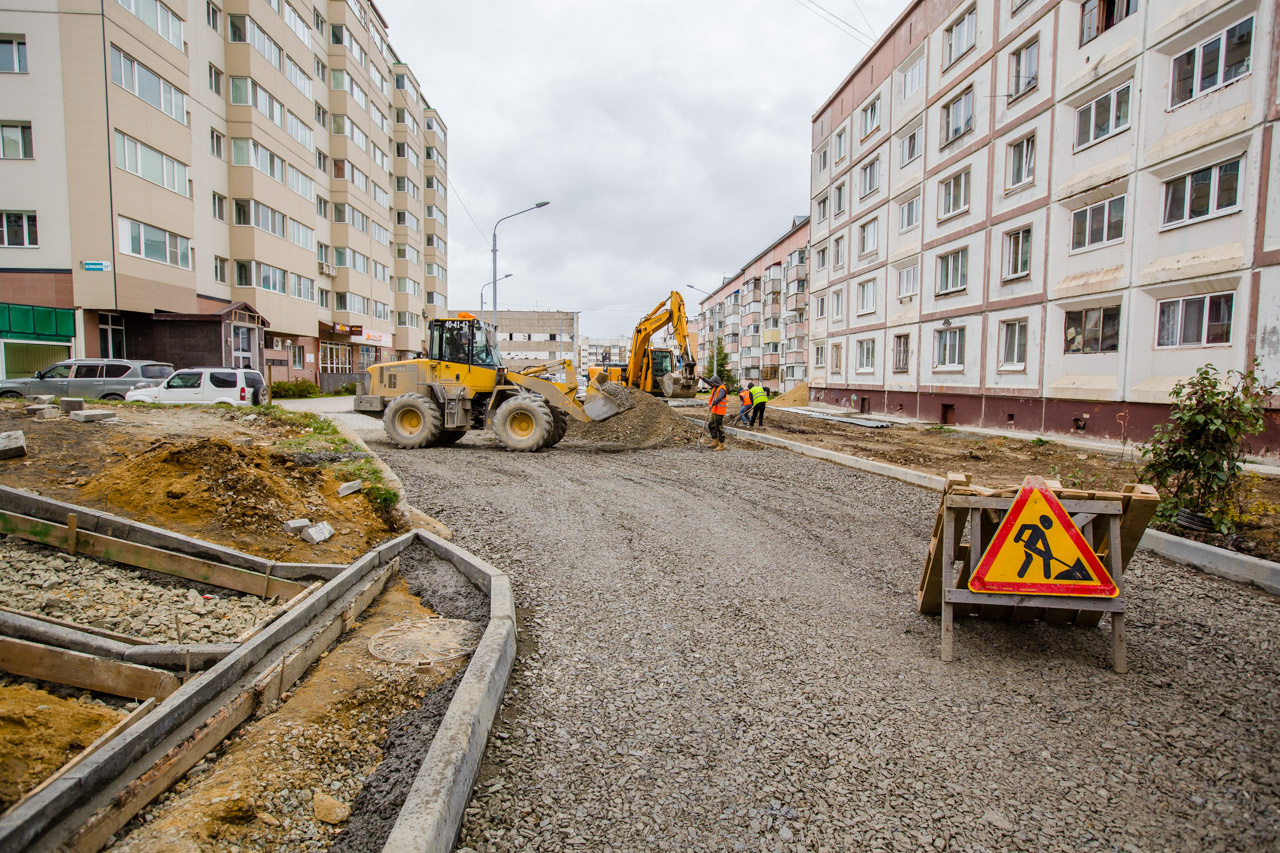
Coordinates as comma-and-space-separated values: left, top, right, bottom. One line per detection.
270, 379, 322, 399
332, 382, 358, 396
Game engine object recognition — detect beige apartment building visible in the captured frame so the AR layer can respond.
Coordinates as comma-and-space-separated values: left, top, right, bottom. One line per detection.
692, 215, 810, 392
459, 309, 579, 373
0, 0, 445, 389
807, 0, 1279, 444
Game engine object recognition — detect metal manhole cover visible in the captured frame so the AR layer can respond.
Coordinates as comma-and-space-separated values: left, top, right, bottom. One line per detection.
368, 616, 484, 668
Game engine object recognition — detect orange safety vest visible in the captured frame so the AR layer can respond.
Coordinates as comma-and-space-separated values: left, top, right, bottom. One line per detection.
739, 389, 752, 406
708, 385, 727, 415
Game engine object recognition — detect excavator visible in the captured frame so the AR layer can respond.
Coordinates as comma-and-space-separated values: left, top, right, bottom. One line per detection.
589, 290, 698, 399
353, 313, 632, 452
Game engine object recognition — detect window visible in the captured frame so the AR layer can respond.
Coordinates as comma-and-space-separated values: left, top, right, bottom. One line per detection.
288, 219, 314, 250
1009, 40, 1039, 100
318, 289, 329, 308
816, 247, 828, 269
901, 126, 923, 165
313, 56, 327, 83
859, 219, 878, 255
1071, 196, 1125, 250
856, 339, 875, 371
286, 112, 312, 149
284, 2, 310, 43
1074, 83, 1130, 148
286, 57, 312, 99
110, 47, 187, 124
316, 196, 328, 217
1082, 0, 1139, 46
903, 57, 924, 97
893, 334, 910, 372
0, 38, 26, 73
234, 199, 285, 238
210, 128, 224, 158
816, 196, 828, 222
1008, 136, 1035, 189
816, 295, 827, 317
861, 98, 880, 138
830, 342, 843, 374
228, 15, 282, 70
211, 256, 227, 283
1163, 159, 1241, 226
1064, 306, 1121, 353
117, 0, 185, 51
230, 138, 284, 182
1, 212, 37, 247
212, 192, 225, 220
208, 64, 222, 95
857, 279, 875, 314
1000, 319, 1028, 368
934, 327, 965, 368
230, 77, 284, 127
897, 265, 919, 298
900, 196, 921, 232
1, 123, 33, 159
1004, 227, 1031, 279
944, 8, 977, 66
937, 248, 968, 294
818, 148, 828, 170
833, 236, 845, 267
206, 2, 220, 32
1157, 293, 1233, 347
940, 170, 970, 218
113, 131, 189, 195
1172, 17, 1252, 107
834, 184, 845, 214
835, 130, 846, 161
832, 290, 844, 318
860, 157, 880, 197
943, 89, 973, 144
814, 344, 825, 367
290, 273, 315, 301
117, 215, 189, 268
397, 312, 421, 329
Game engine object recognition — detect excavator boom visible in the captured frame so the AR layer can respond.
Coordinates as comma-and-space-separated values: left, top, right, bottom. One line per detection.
625, 290, 698, 398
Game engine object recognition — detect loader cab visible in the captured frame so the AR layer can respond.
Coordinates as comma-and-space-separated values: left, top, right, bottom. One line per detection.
429, 318, 500, 369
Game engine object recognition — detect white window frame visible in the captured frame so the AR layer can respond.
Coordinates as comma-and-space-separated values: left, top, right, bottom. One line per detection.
937, 248, 968, 294
856, 339, 875, 372
1009, 39, 1039, 101
1064, 305, 1121, 354
999, 319, 1029, 370
0, 211, 38, 247
860, 156, 880, 197
944, 8, 977, 68
939, 170, 970, 219
1156, 292, 1234, 348
830, 342, 843, 375
1161, 158, 1242, 228
815, 295, 826, 318
942, 88, 974, 145
859, 219, 878, 256
893, 334, 910, 373
934, 327, 966, 369
861, 97, 880, 138
814, 344, 825, 367
1007, 135, 1035, 190
900, 195, 921, 232
832, 290, 844, 319
857, 279, 876, 315
902, 56, 924, 98
1170, 15, 1252, 107
1081, 0, 1138, 46
897, 264, 920, 298
117, 215, 190, 269
834, 183, 846, 215
835, 130, 846, 161
817, 196, 829, 222
1070, 195, 1126, 252
901, 126, 923, 165
816, 247, 828, 270
1074, 82, 1131, 150
0, 122, 33, 159
1003, 227, 1032, 280
833, 236, 845, 267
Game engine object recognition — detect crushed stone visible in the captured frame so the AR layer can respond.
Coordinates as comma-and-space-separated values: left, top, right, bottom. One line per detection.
566, 385, 703, 449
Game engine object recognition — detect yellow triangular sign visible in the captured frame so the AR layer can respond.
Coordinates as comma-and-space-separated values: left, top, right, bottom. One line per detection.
968, 476, 1118, 597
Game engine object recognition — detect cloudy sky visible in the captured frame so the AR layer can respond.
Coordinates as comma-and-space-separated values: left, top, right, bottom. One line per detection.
378, 0, 901, 337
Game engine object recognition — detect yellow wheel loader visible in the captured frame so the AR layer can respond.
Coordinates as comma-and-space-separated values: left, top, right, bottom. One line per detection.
354, 314, 633, 452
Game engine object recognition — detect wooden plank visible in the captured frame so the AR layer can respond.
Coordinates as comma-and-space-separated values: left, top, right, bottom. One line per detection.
233, 581, 321, 645
1119, 483, 1161, 567
947, 495, 1123, 514
0, 637, 180, 701
944, 588, 1126, 612
0, 509, 306, 600
941, 507, 956, 661
917, 473, 970, 614
0, 606, 146, 646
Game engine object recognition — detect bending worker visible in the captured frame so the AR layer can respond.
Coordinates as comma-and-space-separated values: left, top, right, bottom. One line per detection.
707, 375, 728, 451
749, 382, 768, 427
737, 385, 753, 427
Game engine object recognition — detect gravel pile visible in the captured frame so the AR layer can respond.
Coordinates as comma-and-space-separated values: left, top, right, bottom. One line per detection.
381, 442, 1280, 853
0, 537, 277, 643
566, 386, 703, 449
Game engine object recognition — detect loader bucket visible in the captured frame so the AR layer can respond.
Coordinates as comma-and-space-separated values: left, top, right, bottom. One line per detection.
661, 371, 698, 399
583, 372, 634, 421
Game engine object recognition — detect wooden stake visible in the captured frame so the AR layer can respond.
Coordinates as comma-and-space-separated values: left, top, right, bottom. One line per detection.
66, 513, 78, 557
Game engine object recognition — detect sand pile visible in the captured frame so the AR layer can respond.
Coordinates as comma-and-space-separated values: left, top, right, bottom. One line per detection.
770, 382, 810, 407
567, 386, 704, 449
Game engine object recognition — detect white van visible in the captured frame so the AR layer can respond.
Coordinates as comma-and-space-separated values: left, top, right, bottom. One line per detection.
125, 367, 269, 407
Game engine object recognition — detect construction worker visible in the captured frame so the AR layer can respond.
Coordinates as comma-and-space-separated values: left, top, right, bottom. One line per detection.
749, 382, 769, 427
736, 385, 753, 427
707, 375, 728, 451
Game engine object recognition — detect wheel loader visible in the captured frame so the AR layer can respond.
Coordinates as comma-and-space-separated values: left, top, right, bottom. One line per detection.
353, 313, 633, 451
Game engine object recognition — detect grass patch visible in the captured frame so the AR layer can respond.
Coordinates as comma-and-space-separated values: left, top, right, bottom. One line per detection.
1030, 437, 1051, 447
332, 456, 401, 515
925, 425, 957, 435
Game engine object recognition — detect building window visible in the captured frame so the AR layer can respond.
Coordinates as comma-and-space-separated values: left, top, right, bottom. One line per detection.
210, 128, 224, 158
834, 183, 846, 214
213, 256, 227, 283
0, 37, 28, 73
901, 126, 923, 165
902, 56, 924, 97
859, 219, 878, 255
860, 157, 880, 196
212, 192, 225, 220
833, 236, 845, 267
117, 215, 189, 268
942, 89, 974, 144
1172, 17, 1252, 107
1081, 0, 1138, 46
830, 342, 843, 374
110, 47, 187, 124
206, 1, 220, 32
1156, 293, 1233, 347
939, 170, 970, 218
937, 248, 968, 294
861, 98, 880, 138
818, 148, 828, 170
99, 312, 125, 357
817, 196, 828, 222
934, 327, 965, 368
1064, 306, 1121, 353
900, 195, 921, 232
816, 247, 827, 269
1004, 227, 1032, 279
318, 288, 329, 308
1008, 136, 1035, 189
320, 341, 351, 373
814, 344, 825, 367
1000, 319, 1028, 369
0, 123, 34, 159
944, 8, 977, 67
835, 130, 846, 161
113, 131, 189, 196
816, 295, 827, 318
1009, 40, 1039, 100
1, 212, 38, 247
208, 64, 222, 95
292, 345, 305, 369
856, 339, 875, 372
1163, 159, 1242, 226
893, 334, 910, 372
857, 279, 875, 314
1071, 196, 1125, 251
1075, 82, 1130, 149
897, 265, 919, 298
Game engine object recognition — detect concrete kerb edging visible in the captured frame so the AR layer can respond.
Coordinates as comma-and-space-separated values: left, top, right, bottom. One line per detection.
379, 531, 518, 853
694, 418, 1280, 596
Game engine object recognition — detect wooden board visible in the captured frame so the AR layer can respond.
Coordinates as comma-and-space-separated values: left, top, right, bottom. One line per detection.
917, 473, 970, 614
0, 637, 179, 701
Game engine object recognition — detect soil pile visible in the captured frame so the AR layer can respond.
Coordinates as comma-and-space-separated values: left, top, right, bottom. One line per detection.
566, 386, 704, 449
770, 382, 810, 408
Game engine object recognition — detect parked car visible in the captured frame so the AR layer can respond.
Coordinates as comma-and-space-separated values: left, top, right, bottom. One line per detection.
124, 367, 270, 407
0, 358, 174, 401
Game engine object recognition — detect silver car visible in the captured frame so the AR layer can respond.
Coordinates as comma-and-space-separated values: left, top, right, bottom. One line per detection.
0, 358, 175, 401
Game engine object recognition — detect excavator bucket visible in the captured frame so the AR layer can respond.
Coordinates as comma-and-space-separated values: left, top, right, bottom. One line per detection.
660, 371, 698, 399
583, 372, 634, 421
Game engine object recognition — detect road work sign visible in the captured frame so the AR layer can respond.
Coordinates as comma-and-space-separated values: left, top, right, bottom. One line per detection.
968, 476, 1118, 597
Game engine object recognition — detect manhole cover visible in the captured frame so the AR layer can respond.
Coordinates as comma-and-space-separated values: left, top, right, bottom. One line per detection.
368, 616, 484, 668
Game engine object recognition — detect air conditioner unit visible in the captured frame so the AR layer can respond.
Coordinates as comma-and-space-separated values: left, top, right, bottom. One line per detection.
318, 262, 335, 276
271, 337, 284, 350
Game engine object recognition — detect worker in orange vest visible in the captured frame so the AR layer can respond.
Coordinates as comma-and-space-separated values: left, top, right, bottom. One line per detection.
736, 386, 753, 427
707, 375, 728, 451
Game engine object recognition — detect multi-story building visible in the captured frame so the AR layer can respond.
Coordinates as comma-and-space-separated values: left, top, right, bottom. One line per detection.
807, 0, 1279, 443
462, 309, 578, 372
0, 0, 445, 390
693, 215, 809, 391
579, 336, 630, 367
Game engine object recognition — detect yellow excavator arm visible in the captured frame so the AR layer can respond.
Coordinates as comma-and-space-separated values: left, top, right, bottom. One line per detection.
625, 291, 698, 397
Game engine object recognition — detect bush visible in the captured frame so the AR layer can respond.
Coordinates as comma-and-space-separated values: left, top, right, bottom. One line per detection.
270, 379, 322, 399
333, 382, 358, 396
1140, 361, 1277, 533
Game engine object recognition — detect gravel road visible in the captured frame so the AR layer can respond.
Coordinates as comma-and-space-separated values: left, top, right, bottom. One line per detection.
378, 435, 1280, 853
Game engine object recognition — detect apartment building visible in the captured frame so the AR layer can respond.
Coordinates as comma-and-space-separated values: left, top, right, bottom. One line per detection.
460, 309, 579, 373
807, 0, 1279, 444
580, 336, 630, 367
692, 216, 810, 392
0, 0, 445, 390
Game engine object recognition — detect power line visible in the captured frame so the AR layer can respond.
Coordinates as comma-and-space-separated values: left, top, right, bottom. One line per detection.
786, 0, 873, 46
804, 0, 876, 42
847, 0, 877, 39
444, 173, 490, 244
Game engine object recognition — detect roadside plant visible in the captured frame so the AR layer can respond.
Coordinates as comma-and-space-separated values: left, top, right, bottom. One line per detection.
1140, 361, 1277, 533
703, 337, 740, 393
270, 379, 322, 399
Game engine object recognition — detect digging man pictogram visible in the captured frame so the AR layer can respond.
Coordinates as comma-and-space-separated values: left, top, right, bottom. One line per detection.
1014, 514, 1093, 581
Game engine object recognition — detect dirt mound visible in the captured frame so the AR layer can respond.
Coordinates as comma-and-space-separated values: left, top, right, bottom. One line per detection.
80, 439, 393, 562
770, 382, 810, 408
566, 386, 704, 449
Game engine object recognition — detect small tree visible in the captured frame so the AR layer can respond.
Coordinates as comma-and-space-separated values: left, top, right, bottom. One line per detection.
1141, 361, 1277, 533
702, 337, 739, 393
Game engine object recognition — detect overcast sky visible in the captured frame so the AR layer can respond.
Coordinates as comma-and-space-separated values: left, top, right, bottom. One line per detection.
378, 0, 902, 338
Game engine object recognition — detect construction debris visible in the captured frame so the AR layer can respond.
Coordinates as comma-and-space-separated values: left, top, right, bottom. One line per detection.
69, 410, 114, 423
25, 405, 52, 417
337, 479, 364, 497
301, 521, 335, 544
769, 382, 810, 408
0, 431, 25, 460
58, 399, 85, 414
283, 518, 311, 534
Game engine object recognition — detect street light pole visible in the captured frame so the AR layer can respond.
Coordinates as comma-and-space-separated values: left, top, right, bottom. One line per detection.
686, 284, 716, 382
480, 273, 513, 316
491, 202, 549, 360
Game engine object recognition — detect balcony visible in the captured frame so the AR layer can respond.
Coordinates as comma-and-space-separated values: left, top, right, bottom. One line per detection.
785, 263, 807, 283
785, 321, 806, 338
785, 292, 808, 311
785, 350, 807, 365
724, 322, 740, 336
740, 356, 761, 369
744, 334, 760, 348
762, 352, 780, 366
765, 302, 782, 318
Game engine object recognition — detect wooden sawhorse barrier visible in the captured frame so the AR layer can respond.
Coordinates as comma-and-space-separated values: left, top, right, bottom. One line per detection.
918, 473, 1159, 673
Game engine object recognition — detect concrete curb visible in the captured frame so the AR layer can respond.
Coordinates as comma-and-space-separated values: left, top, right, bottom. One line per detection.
379, 531, 518, 853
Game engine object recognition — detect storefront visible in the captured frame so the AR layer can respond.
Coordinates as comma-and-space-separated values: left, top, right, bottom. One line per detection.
0, 302, 75, 379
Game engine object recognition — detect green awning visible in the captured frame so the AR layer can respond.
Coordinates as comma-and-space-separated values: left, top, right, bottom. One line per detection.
0, 302, 76, 342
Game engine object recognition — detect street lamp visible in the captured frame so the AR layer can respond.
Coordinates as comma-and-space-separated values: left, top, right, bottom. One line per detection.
480, 273, 513, 315
491, 202, 550, 359
686, 285, 718, 382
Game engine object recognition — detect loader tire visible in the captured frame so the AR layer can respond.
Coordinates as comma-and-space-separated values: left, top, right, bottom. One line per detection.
544, 408, 568, 448
437, 429, 467, 446
383, 393, 443, 448
493, 393, 554, 452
